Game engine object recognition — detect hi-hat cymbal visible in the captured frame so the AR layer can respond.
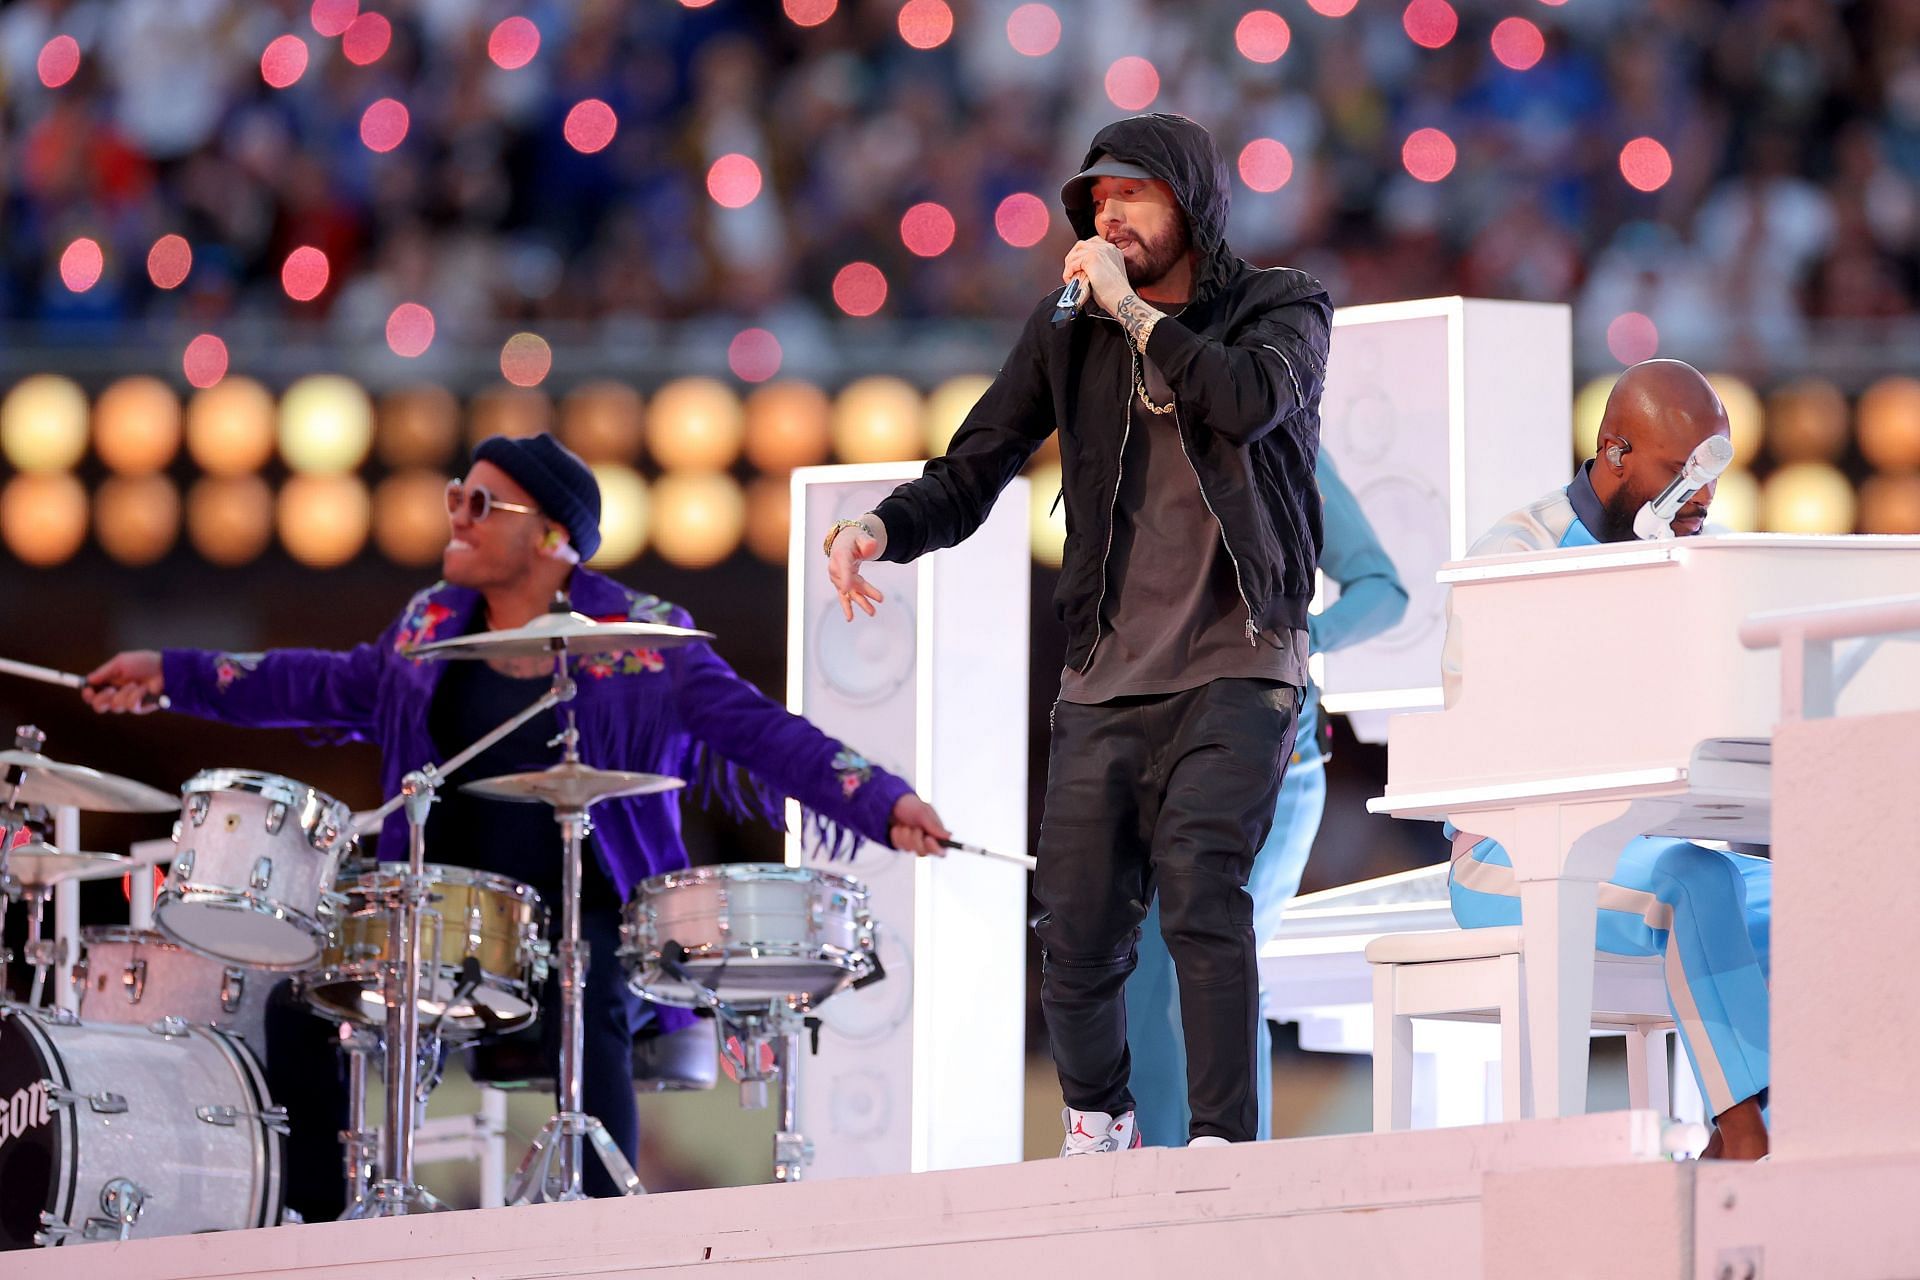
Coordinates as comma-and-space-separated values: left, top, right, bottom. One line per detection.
461, 762, 685, 810
408, 612, 713, 662
0, 751, 178, 814
3, 844, 133, 887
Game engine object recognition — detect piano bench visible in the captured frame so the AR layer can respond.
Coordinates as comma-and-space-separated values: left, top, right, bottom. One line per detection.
1364, 927, 1677, 1131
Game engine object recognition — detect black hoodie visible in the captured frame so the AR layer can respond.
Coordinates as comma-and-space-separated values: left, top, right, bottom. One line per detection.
873, 114, 1333, 671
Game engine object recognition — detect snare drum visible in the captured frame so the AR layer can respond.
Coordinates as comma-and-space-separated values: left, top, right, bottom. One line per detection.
0, 1005, 285, 1249
305, 862, 546, 1039
620, 864, 876, 1009
157, 770, 355, 969
74, 927, 273, 1046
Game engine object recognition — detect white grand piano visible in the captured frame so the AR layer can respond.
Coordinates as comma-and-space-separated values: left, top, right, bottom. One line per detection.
1369, 533, 1920, 1118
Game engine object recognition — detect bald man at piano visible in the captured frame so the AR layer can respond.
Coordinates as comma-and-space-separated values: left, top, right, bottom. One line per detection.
1442, 359, 1772, 1160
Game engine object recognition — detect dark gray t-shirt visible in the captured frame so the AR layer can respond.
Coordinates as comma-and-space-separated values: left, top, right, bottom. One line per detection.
1059, 352, 1309, 705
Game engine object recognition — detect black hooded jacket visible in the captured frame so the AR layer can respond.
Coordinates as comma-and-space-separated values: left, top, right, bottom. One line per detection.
871, 114, 1333, 671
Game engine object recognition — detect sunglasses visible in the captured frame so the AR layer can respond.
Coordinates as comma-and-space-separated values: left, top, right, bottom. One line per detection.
445, 480, 541, 524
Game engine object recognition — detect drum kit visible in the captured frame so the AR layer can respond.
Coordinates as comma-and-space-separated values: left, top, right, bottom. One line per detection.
0, 606, 902, 1250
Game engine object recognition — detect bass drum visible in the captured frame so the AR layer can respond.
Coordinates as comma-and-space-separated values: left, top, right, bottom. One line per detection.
0, 1006, 285, 1249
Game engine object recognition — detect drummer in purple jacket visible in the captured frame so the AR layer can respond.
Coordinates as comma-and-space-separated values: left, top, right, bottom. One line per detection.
88, 432, 949, 1211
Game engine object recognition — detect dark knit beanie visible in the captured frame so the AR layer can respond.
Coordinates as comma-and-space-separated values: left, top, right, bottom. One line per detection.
472, 432, 602, 561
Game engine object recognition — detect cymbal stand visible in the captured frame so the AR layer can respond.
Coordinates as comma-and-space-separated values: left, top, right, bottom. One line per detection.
505, 708, 644, 1204
0, 725, 48, 972
338, 1022, 381, 1206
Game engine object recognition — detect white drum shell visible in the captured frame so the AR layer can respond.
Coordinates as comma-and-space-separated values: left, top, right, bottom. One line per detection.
75, 928, 274, 1047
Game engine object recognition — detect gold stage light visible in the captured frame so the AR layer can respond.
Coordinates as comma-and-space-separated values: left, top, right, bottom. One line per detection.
1705, 468, 1758, 533
1028, 461, 1066, 567
373, 469, 452, 566
1760, 462, 1855, 534
743, 475, 791, 564
1765, 378, 1848, 463
1, 375, 90, 473
1707, 373, 1763, 469
588, 464, 649, 567
94, 376, 182, 475
648, 377, 744, 472
377, 385, 460, 468
280, 374, 373, 474
1571, 375, 1615, 462
926, 375, 993, 457
560, 381, 644, 463
1859, 474, 1920, 534
1, 473, 88, 566
278, 473, 371, 567
743, 381, 831, 474
469, 385, 552, 446
187, 475, 275, 566
1858, 375, 1920, 473
187, 377, 276, 476
832, 376, 924, 464
652, 472, 746, 569
95, 475, 181, 566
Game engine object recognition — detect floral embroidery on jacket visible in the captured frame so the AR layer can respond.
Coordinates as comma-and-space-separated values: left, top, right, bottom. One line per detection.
831, 750, 872, 798
394, 590, 456, 662
214, 652, 263, 692
574, 591, 680, 679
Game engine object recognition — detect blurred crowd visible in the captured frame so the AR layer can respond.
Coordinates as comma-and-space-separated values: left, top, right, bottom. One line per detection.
1, 0, 1917, 375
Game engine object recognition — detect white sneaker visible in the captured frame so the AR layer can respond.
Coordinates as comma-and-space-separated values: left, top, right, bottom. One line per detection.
1187, 1136, 1230, 1149
1060, 1107, 1142, 1156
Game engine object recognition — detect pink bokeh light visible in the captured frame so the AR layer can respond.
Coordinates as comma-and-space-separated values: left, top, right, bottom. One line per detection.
386, 303, 435, 358
728, 329, 784, 383
1403, 0, 1458, 48
783, 0, 838, 27
1235, 11, 1291, 63
184, 335, 230, 389
1620, 137, 1674, 192
488, 17, 540, 70
900, 202, 957, 257
994, 193, 1050, 248
37, 36, 80, 89
1607, 312, 1659, 364
1490, 17, 1545, 71
1306, 0, 1359, 17
898, 0, 954, 49
1237, 139, 1294, 193
148, 235, 192, 290
832, 263, 888, 317
311, 0, 358, 38
60, 238, 103, 293
1105, 56, 1160, 111
706, 154, 764, 208
1006, 4, 1061, 57
360, 98, 410, 153
564, 100, 618, 154
281, 247, 331, 302
341, 12, 392, 66
261, 35, 309, 89
500, 333, 553, 387
1401, 128, 1457, 182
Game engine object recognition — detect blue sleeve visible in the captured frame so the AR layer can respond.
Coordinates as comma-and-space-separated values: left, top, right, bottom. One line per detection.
1308, 454, 1408, 654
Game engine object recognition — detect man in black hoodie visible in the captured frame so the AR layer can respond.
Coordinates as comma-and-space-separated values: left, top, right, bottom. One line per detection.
827, 114, 1333, 1150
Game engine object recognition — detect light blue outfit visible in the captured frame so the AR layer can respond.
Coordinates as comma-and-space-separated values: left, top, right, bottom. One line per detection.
1440, 460, 1773, 1118
1126, 456, 1408, 1145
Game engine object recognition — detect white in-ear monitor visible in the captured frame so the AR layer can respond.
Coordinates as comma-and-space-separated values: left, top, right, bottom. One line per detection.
542, 529, 580, 564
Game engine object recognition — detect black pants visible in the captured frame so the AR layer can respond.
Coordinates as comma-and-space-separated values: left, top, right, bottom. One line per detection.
1035, 678, 1298, 1143
265, 904, 643, 1217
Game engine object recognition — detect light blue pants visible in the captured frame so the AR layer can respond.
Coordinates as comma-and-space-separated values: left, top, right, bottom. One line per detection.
1449, 836, 1772, 1118
1125, 756, 1327, 1146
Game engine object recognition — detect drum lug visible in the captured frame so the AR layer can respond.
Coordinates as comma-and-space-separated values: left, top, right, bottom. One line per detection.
173, 848, 195, 882
310, 815, 343, 852
197, 1102, 291, 1135
262, 799, 287, 835
88, 1178, 150, 1241
123, 957, 148, 1005
47, 1006, 80, 1026
187, 792, 211, 826
33, 1212, 79, 1247
221, 966, 247, 1013
249, 856, 274, 893
148, 1015, 192, 1039
45, 1081, 130, 1114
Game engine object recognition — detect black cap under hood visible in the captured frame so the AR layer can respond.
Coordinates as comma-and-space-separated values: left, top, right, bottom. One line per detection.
1060, 113, 1238, 303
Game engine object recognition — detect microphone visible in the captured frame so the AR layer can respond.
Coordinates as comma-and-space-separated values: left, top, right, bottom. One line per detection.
1632, 434, 1735, 540
1050, 276, 1087, 327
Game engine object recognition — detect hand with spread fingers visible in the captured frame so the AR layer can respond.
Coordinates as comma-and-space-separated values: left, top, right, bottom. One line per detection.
82, 650, 166, 715
825, 514, 889, 621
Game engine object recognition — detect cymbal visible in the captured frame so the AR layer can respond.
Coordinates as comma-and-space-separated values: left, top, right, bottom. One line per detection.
461, 762, 685, 810
3, 844, 133, 887
0, 751, 178, 814
408, 612, 713, 662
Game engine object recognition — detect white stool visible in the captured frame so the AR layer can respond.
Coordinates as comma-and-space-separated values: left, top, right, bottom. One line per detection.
1366, 926, 1678, 1131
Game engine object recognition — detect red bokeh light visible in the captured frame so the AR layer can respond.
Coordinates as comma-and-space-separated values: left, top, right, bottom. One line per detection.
1401, 128, 1457, 182
900, 202, 957, 257
706, 154, 764, 209
1105, 56, 1160, 111
147, 235, 192, 290
1306, 0, 1359, 16
1606, 312, 1659, 365
281, 247, 331, 302
360, 98, 410, 153
261, 35, 309, 89
1235, 11, 1291, 63
564, 100, 618, 154
1403, 0, 1458, 48
898, 0, 954, 49
1620, 137, 1674, 192
1007, 4, 1062, 57
784, 0, 837, 26
311, 0, 358, 38
1237, 139, 1294, 193
184, 335, 230, 389
37, 36, 80, 89
386, 303, 435, 358
994, 193, 1050, 249
60, 238, 103, 293
832, 263, 888, 317
1490, 17, 1545, 71
341, 12, 392, 66
728, 329, 784, 383
500, 333, 553, 387
488, 17, 540, 70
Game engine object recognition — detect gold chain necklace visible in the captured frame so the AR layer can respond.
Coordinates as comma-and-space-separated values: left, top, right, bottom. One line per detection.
1132, 349, 1174, 416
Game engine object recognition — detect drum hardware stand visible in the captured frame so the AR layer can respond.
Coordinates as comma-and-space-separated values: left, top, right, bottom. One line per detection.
339, 1022, 382, 1205
505, 711, 645, 1204
0, 725, 48, 970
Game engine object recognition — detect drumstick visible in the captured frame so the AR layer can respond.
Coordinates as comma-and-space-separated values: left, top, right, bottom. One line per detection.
938, 838, 1037, 872
0, 655, 171, 710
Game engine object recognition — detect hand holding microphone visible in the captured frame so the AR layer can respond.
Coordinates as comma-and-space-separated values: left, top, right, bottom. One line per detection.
1054, 237, 1132, 325
1632, 434, 1734, 540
